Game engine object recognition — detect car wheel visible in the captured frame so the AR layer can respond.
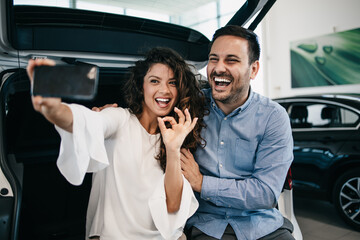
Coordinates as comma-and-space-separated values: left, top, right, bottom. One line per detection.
333, 168, 360, 230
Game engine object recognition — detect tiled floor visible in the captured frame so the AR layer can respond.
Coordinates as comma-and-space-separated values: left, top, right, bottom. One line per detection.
293, 196, 360, 240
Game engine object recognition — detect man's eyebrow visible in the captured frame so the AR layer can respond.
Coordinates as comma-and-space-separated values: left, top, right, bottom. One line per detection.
208, 53, 241, 59
226, 54, 241, 59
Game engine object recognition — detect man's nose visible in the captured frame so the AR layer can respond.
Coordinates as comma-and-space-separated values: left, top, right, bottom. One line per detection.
213, 60, 226, 74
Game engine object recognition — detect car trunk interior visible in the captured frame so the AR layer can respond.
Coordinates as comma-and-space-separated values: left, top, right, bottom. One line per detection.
2, 68, 130, 240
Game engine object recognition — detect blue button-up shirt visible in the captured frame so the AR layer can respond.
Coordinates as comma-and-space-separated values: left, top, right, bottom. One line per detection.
186, 88, 293, 240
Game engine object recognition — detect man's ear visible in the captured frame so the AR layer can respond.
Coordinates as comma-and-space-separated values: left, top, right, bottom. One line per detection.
250, 60, 260, 79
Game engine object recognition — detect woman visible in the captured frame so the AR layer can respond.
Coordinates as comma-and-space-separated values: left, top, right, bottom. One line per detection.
26, 48, 206, 240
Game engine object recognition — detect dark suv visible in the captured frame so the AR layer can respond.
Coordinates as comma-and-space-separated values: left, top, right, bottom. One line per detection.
275, 94, 360, 230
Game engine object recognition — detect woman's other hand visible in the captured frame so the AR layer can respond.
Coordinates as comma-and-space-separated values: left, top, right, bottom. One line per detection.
160, 107, 197, 213
157, 107, 198, 152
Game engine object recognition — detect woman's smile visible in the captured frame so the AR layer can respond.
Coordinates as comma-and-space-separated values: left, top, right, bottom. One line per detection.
155, 97, 171, 108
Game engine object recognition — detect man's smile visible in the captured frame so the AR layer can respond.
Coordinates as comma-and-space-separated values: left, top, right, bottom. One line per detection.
214, 77, 231, 87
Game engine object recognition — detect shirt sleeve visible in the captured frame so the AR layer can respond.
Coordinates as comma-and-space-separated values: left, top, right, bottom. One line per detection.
148, 175, 199, 239
55, 104, 127, 185
201, 107, 293, 210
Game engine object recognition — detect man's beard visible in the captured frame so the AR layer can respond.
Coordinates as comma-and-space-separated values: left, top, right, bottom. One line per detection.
212, 84, 244, 104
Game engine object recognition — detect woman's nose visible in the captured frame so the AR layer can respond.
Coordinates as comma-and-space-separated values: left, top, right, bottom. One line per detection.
159, 83, 170, 94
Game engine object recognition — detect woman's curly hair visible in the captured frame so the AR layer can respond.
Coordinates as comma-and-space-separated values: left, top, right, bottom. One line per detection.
123, 47, 206, 171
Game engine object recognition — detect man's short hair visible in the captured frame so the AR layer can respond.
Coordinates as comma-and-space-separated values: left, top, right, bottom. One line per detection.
210, 25, 260, 64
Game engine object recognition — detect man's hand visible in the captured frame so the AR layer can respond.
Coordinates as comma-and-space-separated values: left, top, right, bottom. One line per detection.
180, 148, 203, 192
91, 103, 118, 112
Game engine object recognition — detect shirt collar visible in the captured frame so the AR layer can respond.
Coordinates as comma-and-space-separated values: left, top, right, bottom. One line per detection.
209, 87, 254, 118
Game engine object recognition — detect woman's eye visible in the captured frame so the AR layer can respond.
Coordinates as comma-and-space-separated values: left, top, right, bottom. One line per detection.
169, 81, 177, 86
150, 79, 158, 83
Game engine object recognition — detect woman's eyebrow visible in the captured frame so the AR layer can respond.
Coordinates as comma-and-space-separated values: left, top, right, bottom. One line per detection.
147, 75, 161, 79
147, 76, 176, 81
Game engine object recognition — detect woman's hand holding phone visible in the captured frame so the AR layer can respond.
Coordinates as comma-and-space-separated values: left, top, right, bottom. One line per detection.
26, 59, 73, 132
27, 59, 62, 115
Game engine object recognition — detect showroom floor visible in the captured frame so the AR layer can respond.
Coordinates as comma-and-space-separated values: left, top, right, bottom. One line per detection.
293, 196, 360, 240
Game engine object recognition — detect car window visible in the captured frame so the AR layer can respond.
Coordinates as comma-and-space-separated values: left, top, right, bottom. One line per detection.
289, 103, 359, 129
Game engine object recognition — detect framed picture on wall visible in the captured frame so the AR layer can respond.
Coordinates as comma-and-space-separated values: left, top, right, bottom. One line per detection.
290, 27, 360, 88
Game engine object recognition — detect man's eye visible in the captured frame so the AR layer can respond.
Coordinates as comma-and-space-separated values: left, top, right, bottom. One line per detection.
209, 58, 218, 62
227, 59, 239, 63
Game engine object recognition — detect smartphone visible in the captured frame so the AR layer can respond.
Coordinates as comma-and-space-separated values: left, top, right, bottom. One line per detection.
32, 64, 99, 100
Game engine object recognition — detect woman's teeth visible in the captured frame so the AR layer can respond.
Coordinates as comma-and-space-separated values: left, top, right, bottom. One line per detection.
156, 98, 170, 102
156, 98, 170, 106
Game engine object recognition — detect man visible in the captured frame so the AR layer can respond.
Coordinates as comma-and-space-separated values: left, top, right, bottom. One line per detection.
180, 25, 295, 240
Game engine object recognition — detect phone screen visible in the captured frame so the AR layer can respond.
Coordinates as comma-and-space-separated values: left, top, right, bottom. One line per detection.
32, 64, 99, 100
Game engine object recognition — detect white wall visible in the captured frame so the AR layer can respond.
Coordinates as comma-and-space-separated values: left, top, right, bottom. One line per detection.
263, 0, 360, 98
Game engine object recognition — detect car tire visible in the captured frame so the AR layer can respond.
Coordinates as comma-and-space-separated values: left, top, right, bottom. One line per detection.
333, 168, 360, 230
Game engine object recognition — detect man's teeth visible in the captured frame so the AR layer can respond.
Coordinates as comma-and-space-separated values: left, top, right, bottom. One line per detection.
214, 78, 231, 83
214, 78, 231, 86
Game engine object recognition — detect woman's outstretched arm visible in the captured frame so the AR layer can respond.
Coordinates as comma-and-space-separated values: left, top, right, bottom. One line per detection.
158, 107, 198, 213
27, 59, 73, 132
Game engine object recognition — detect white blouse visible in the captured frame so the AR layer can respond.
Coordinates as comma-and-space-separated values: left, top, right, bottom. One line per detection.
55, 104, 198, 240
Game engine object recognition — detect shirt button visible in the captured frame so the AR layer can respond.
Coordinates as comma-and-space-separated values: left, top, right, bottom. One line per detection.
220, 164, 223, 168
206, 198, 210, 200
224, 117, 227, 120
220, 141, 224, 145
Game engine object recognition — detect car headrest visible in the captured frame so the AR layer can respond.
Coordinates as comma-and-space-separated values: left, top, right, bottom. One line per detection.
290, 105, 308, 120
321, 106, 337, 120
